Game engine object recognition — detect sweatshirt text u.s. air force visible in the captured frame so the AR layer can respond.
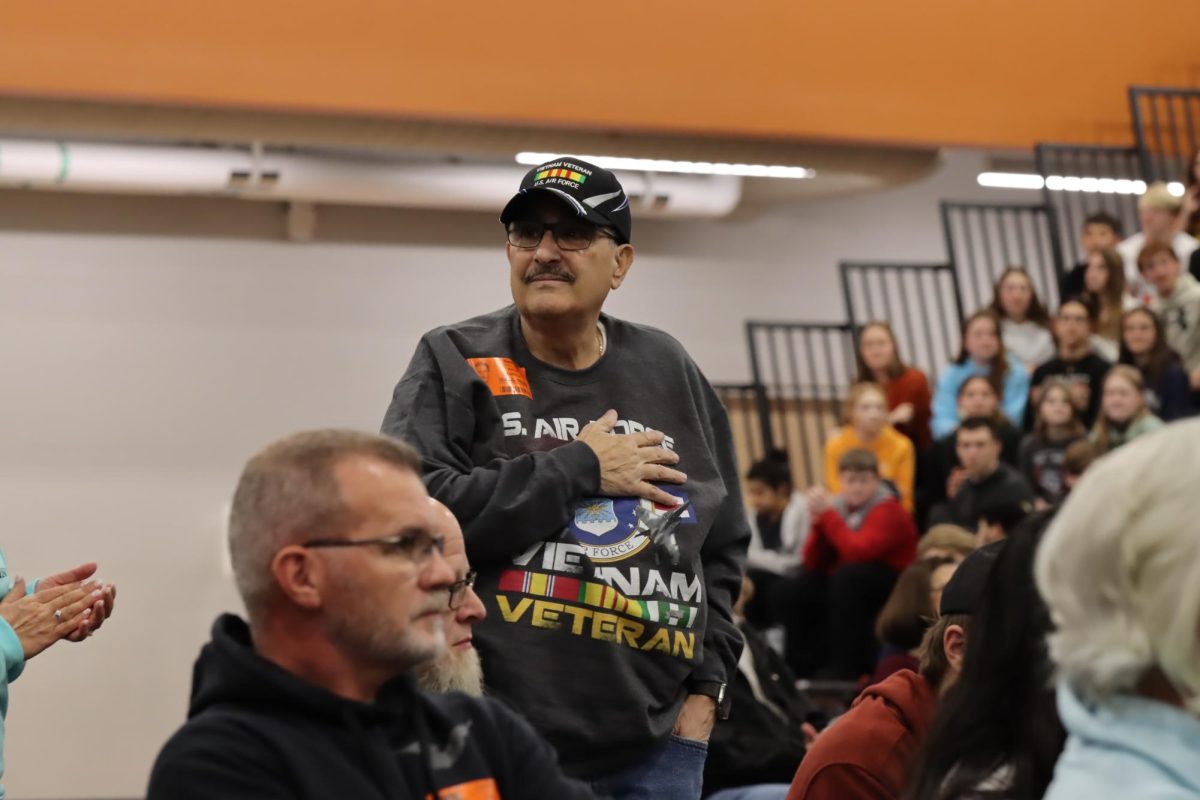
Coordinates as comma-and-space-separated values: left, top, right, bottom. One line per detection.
382, 305, 749, 778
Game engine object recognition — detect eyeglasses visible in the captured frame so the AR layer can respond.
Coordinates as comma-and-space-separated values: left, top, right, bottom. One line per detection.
448, 569, 478, 611
505, 220, 615, 251
302, 531, 446, 565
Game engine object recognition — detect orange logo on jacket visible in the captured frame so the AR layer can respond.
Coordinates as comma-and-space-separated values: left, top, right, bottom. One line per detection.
467, 357, 532, 399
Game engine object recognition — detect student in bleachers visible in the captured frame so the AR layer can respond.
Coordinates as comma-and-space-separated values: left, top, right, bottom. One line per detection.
1060, 212, 1124, 300
824, 382, 916, 512
929, 417, 1034, 529
917, 524, 977, 563
1026, 299, 1111, 429
855, 321, 933, 449
743, 450, 808, 633
1036, 423, 1200, 800
1017, 379, 1087, 507
906, 514, 1064, 800
795, 449, 917, 680
1141, 241, 1200, 389
990, 267, 1055, 371
1089, 365, 1164, 455
1119, 182, 1198, 302
872, 556, 959, 684
1060, 439, 1096, 497
1118, 307, 1193, 420
923, 376, 1021, 521
1079, 247, 1135, 362
933, 310, 1030, 438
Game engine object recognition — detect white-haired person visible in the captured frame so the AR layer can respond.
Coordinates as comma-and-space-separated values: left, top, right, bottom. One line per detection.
1035, 420, 1200, 799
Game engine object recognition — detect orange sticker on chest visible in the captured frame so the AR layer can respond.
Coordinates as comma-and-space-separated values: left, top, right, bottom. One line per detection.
427, 777, 501, 800
467, 357, 533, 399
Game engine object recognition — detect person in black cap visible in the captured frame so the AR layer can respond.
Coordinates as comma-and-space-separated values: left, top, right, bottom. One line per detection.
784, 541, 1003, 800
907, 513, 1064, 800
381, 157, 749, 798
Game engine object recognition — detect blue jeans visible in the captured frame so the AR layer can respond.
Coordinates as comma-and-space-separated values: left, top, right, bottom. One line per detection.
706, 785, 791, 800
590, 734, 709, 800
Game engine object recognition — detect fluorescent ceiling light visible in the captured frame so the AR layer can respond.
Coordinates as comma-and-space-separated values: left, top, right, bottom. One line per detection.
515, 151, 815, 179
977, 172, 1046, 190
978, 172, 1184, 196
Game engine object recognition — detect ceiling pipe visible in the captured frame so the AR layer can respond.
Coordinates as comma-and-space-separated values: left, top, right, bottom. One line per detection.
0, 139, 743, 218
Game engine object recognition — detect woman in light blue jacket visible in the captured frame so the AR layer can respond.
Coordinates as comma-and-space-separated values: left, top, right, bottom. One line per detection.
0, 549, 115, 799
932, 310, 1031, 438
1035, 421, 1200, 800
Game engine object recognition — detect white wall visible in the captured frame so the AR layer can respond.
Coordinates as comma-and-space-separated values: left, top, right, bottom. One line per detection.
0, 148, 1025, 798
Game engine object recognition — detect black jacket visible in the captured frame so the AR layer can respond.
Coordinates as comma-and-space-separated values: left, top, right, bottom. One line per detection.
147, 615, 596, 800
703, 622, 811, 795
932, 463, 1035, 528
920, 420, 1021, 517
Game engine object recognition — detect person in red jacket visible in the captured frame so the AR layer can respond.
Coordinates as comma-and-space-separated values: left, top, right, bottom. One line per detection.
855, 321, 933, 449
789, 449, 917, 679
787, 540, 1002, 800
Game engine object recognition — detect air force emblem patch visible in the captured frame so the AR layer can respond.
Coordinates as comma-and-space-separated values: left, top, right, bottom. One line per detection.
574, 499, 619, 536
567, 492, 696, 563
569, 497, 646, 562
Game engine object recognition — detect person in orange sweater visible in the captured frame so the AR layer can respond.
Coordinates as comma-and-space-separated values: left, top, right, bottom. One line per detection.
789, 449, 918, 679
855, 321, 933, 449
825, 382, 916, 512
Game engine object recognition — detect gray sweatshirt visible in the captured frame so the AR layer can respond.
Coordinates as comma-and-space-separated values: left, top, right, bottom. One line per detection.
1153, 272, 1200, 372
382, 305, 749, 778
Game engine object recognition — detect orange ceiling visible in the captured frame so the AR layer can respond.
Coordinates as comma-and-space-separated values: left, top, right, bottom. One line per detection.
1, 1, 1198, 150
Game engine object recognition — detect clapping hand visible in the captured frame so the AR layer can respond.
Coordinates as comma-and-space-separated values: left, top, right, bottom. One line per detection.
36, 562, 116, 642
0, 579, 102, 659
806, 486, 832, 517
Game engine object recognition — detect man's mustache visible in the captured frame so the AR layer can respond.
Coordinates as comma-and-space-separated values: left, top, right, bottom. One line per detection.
525, 266, 575, 283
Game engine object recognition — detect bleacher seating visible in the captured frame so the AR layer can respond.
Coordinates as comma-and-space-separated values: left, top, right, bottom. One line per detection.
718, 83, 1200, 480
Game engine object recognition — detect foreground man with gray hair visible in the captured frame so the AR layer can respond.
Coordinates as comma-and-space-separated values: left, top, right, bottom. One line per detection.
148, 430, 595, 800
1036, 420, 1200, 799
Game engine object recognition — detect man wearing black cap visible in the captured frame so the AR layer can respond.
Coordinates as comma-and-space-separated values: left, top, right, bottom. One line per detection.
786, 542, 1003, 800
382, 157, 749, 798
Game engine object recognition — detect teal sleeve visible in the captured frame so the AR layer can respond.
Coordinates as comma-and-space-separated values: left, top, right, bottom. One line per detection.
1003, 367, 1031, 428
932, 367, 964, 438
0, 619, 25, 685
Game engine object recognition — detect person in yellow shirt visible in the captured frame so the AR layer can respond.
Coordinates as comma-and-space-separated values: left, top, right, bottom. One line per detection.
825, 382, 916, 511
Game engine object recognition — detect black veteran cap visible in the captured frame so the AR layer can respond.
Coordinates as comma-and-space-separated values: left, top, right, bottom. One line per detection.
500, 157, 632, 244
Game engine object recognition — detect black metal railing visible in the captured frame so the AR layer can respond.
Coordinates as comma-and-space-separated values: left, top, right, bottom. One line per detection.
1129, 85, 1200, 182
1034, 143, 1143, 272
940, 201, 1063, 313
745, 321, 856, 486
838, 261, 963, 383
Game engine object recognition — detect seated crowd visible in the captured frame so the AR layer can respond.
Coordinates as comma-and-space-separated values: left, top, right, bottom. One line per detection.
729, 184, 1200, 798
